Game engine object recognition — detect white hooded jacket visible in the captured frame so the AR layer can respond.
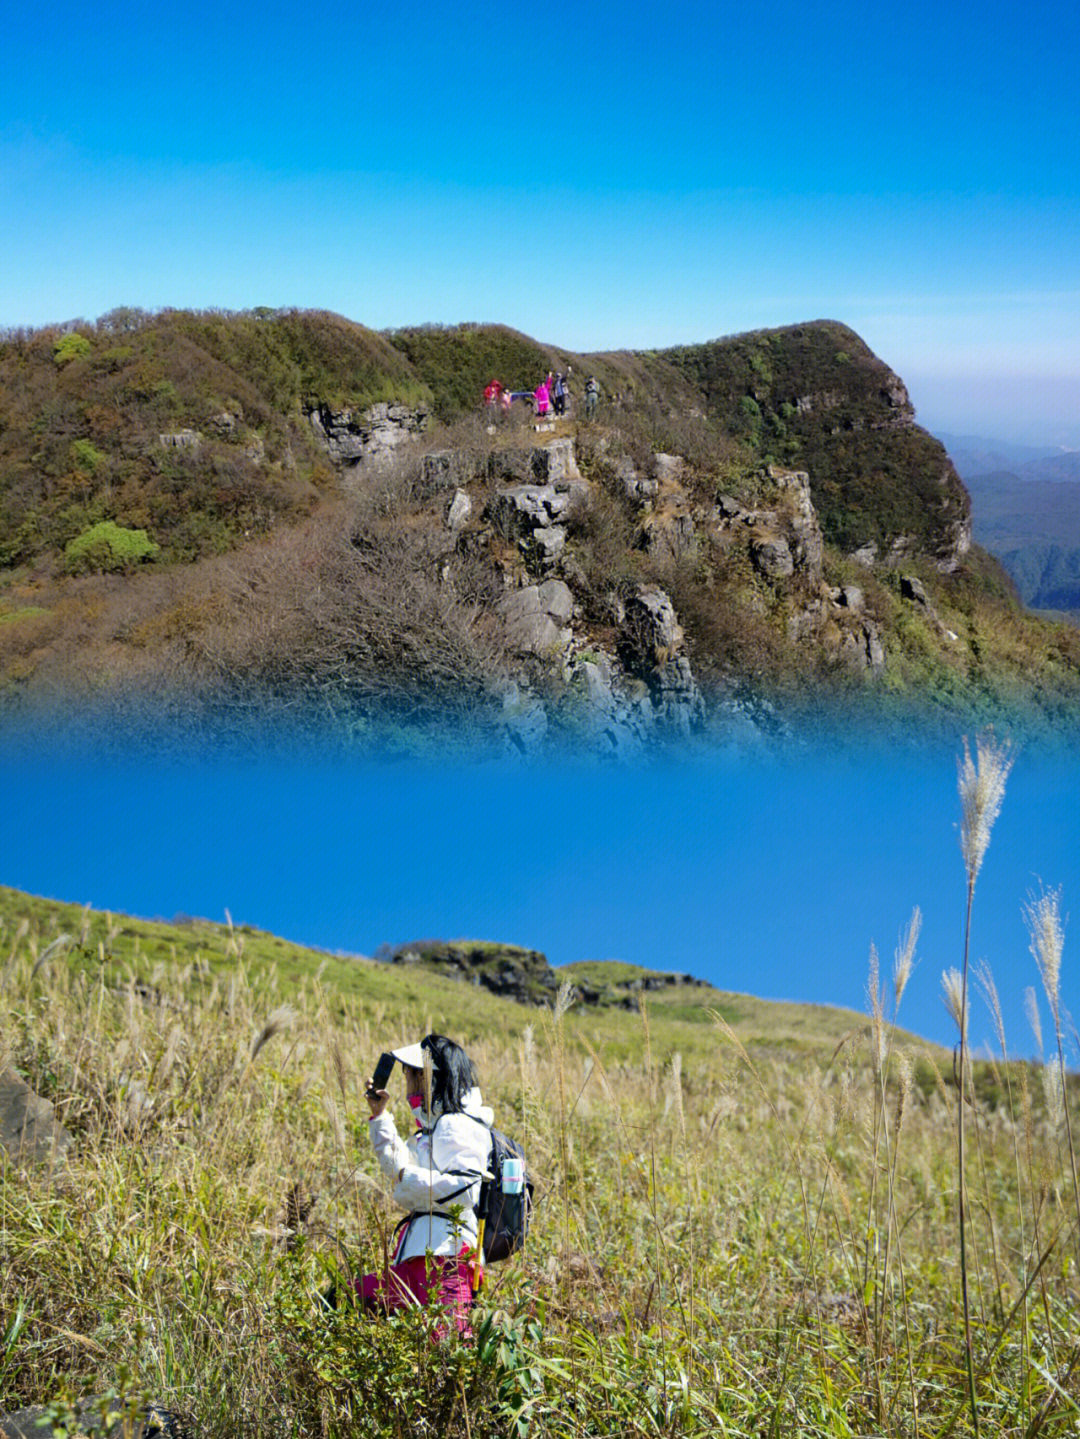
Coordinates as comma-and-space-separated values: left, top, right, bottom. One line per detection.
368, 1086, 494, 1262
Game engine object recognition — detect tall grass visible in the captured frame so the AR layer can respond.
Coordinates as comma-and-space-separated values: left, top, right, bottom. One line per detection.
0, 771, 1079, 1435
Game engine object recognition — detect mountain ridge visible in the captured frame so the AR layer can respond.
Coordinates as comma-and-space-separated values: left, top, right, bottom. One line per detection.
2, 309, 1078, 746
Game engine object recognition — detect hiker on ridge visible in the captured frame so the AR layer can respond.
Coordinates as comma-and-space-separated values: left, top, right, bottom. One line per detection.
553, 372, 567, 416
350, 1035, 492, 1332
534, 378, 551, 417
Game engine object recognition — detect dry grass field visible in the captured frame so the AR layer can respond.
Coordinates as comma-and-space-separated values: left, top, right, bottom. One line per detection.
1, 804, 1078, 1439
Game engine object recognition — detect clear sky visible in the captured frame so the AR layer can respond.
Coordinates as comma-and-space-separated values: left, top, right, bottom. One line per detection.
2, 735, 1077, 1062
2, 0, 1078, 443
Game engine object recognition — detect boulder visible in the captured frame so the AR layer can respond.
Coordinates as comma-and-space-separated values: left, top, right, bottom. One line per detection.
751, 534, 795, 580
489, 439, 581, 486
0, 1067, 72, 1163
522, 525, 567, 568
445, 488, 472, 531
487, 485, 569, 539
900, 574, 928, 606
617, 458, 658, 502
652, 453, 685, 483
498, 584, 573, 655
831, 585, 864, 611
640, 510, 696, 561
422, 450, 477, 496
498, 682, 549, 754
537, 579, 574, 624
621, 586, 684, 667
158, 429, 201, 451
839, 620, 886, 672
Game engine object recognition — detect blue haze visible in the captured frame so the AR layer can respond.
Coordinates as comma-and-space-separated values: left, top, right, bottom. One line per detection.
3, 737, 1078, 1060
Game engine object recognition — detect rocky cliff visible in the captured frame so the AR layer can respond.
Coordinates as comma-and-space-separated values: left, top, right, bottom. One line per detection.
1, 308, 1077, 745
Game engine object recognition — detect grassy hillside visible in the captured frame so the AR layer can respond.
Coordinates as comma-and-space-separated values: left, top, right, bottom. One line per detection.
1, 885, 1077, 1437
664, 321, 969, 555
3, 310, 1080, 744
0, 309, 429, 569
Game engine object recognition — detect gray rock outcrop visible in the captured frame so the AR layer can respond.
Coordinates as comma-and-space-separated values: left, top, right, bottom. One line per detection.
307, 401, 428, 471
445, 488, 472, 531
0, 1067, 72, 1163
499, 581, 574, 656
618, 586, 703, 732
489, 439, 581, 486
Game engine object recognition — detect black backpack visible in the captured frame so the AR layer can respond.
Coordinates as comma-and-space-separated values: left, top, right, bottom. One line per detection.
437, 1119, 533, 1264
478, 1126, 533, 1263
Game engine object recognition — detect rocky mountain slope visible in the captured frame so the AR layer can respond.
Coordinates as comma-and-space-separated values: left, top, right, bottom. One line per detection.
2, 309, 1078, 747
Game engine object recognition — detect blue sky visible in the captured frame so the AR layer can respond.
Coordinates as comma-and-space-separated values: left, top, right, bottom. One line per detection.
2, 0, 1078, 441
2, 737, 1077, 1061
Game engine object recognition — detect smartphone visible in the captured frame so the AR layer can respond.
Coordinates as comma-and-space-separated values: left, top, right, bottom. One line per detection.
368, 1051, 396, 1095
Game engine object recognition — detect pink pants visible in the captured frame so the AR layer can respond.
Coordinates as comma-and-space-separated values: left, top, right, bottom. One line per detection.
348, 1252, 476, 1336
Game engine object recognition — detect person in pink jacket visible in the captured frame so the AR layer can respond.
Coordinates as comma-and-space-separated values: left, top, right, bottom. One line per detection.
534, 379, 551, 417
353, 1034, 492, 1332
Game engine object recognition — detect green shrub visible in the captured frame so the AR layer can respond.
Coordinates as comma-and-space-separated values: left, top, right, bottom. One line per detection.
52, 333, 92, 366
64, 520, 159, 574
69, 439, 105, 473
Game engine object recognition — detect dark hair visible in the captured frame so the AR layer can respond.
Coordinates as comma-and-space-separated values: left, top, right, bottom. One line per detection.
420, 1033, 477, 1114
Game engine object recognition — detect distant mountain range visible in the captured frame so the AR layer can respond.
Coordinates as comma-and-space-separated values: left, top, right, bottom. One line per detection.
935, 433, 1080, 619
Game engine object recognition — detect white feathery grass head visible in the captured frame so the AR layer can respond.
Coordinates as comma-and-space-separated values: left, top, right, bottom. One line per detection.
1041, 1055, 1065, 1131
866, 942, 882, 1020
942, 968, 966, 1038
866, 943, 886, 1077
975, 960, 1006, 1055
322, 1093, 347, 1152
30, 933, 73, 980
894, 1051, 913, 1136
553, 980, 577, 1024
1024, 986, 1044, 1056
1024, 886, 1064, 1025
957, 733, 1013, 886
250, 1004, 295, 1061
893, 907, 921, 1007
669, 1052, 685, 1136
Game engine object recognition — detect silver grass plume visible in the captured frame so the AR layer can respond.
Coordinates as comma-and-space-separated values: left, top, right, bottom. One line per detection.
1025, 886, 1064, 1028
893, 907, 921, 1006
553, 980, 578, 1023
30, 933, 73, 980
250, 1005, 296, 1061
1042, 1056, 1066, 1132
1024, 986, 1043, 1055
942, 968, 967, 1038
894, 1051, 913, 1139
867, 942, 886, 1077
975, 960, 1007, 1056
958, 733, 1013, 887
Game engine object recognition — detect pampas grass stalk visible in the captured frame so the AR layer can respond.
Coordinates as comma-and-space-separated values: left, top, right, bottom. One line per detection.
1025, 886, 1080, 1267
954, 731, 1013, 1439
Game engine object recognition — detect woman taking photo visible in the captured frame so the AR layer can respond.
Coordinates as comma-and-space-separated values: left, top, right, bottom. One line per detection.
352, 1033, 492, 1332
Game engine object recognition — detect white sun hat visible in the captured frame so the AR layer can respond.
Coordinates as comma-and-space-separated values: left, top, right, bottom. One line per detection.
391, 1041, 426, 1069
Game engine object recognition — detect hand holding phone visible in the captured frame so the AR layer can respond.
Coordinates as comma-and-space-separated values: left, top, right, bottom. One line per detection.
366, 1051, 396, 1116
